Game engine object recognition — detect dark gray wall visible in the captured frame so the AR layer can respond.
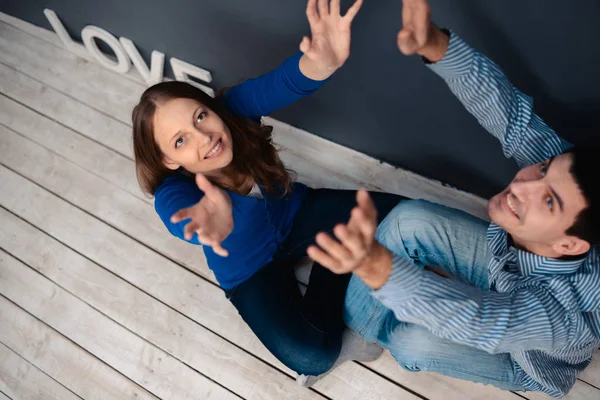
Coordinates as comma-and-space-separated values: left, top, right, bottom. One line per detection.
2, 0, 599, 198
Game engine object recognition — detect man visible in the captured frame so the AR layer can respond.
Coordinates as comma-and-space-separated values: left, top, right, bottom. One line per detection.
308, 0, 600, 397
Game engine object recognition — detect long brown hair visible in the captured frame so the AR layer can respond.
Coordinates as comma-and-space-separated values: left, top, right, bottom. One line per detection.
132, 81, 293, 196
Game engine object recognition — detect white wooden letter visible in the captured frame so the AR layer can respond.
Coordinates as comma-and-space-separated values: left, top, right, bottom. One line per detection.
170, 57, 215, 97
81, 26, 131, 74
119, 37, 165, 86
43, 9, 88, 57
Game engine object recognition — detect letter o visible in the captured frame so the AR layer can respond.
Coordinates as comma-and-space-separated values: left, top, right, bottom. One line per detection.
81, 26, 131, 74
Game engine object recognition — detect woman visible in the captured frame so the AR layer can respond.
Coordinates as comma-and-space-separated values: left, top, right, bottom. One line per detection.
132, 0, 404, 381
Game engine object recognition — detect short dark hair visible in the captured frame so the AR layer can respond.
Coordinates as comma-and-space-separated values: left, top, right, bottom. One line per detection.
565, 147, 600, 246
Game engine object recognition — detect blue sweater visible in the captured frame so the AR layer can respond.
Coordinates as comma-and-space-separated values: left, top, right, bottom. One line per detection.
154, 52, 327, 289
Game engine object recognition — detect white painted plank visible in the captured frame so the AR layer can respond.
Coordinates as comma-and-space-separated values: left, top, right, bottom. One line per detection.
365, 352, 523, 400
269, 117, 489, 220
0, 296, 157, 400
521, 380, 599, 400
0, 250, 239, 400
0, 143, 421, 400
0, 12, 146, 86
579, 353, 600, 388
0, 62, 133, 160
0, 92, 147, 204
0, 211, 325, 400
0, 340, 80, 400
0, 21, 142, 125
0, 390, 12, 400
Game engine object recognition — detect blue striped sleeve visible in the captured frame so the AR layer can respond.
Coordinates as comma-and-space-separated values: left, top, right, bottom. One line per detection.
428, 32, 572, 167
372, 257, 576, 354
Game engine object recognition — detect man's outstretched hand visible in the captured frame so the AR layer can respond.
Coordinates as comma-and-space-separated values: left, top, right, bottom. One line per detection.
397, 0, 449, 63
307, 190, 393, 289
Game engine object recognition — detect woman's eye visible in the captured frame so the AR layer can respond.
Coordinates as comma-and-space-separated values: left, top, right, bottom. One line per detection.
175, 137, 184, 148
546, 196, 553, 210
540, 164, 548, 177
196, 111, 207, 123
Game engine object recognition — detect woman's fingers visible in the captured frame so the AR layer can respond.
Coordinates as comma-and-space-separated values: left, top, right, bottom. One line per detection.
343, 0, 363, 23
183, 220, 200, 240
330, 0, 341, 16
211, 243, 229, 257
299, 36, 313, 55
317, 0, 329, 17
170, 207, 191, 224
306, 0, 320, 24
196, 231, 229, 257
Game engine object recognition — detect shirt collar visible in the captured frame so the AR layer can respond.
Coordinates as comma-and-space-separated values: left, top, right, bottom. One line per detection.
487, 223, 586, 276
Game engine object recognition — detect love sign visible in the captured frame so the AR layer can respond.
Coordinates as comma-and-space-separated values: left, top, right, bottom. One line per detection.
44, 8, 215, 96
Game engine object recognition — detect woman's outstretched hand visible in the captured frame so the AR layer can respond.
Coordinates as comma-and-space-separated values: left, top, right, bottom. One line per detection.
170, 174, 234, 257
299, 0, 363, 81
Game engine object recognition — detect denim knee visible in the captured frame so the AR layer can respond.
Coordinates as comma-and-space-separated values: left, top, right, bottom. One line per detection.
376, 199, 454, 264
279, 335, 340, 376
343, 276, 392, 343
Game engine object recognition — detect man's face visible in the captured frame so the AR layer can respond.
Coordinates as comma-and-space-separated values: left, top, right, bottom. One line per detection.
488, 153, 589, 255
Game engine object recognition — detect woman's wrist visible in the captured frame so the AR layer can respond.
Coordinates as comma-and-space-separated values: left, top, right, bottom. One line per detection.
299, 54, 339, 81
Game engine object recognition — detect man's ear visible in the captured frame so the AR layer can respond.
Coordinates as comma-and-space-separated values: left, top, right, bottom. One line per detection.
163, 157, 180, 171
552, 236, 591, 257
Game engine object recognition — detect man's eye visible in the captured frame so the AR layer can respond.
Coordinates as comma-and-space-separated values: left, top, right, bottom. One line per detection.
546, 196, 553, 210
175, 137, 185, 148
196, 111, 207, 123
540, 164, 548, 177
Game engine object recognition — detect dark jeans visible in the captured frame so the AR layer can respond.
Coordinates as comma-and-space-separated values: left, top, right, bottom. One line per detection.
225, 188, 405, 375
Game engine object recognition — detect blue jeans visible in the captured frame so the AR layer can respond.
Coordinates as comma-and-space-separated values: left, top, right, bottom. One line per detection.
226, 188, 404, 375
343, 199, 528, 391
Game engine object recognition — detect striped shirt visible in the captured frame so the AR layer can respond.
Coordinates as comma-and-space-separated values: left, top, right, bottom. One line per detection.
373, 32, 600, 398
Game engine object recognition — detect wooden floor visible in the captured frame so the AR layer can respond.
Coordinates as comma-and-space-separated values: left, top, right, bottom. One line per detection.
0, 13, 598, 400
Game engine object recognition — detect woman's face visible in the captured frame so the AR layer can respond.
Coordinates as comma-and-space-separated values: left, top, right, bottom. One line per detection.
153, 97, 234, 176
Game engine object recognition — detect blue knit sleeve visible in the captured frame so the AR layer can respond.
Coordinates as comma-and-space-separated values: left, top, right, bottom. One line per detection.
154, 174, 204, 245
221, 52, 328, 120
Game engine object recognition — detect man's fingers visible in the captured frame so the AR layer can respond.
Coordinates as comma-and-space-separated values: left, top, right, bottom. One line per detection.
356, 189, 377, 220
343, 0, 363, 22
333, 224, 367, 258
307, 245, 344, 272
397, 28, 419, 55
413, 1, 431, 46
351, 207, 377, 245
315, 232, 354, 263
